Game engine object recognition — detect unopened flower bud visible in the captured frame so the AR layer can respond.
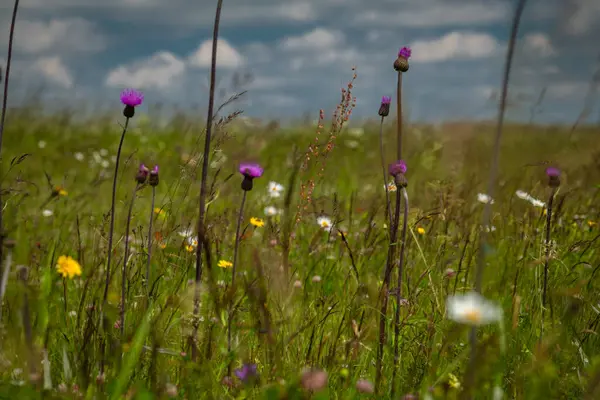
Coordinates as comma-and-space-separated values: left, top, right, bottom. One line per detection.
379, 96, 391, 117
394, 46, 412, 72
546, 167, 560, 188
149, 165, 159, 186
135, 164, 149, 184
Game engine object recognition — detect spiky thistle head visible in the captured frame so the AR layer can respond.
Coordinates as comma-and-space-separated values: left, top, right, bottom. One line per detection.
120, 88, 144, 118
239, 162, 264, 191
394, 46, 411, 72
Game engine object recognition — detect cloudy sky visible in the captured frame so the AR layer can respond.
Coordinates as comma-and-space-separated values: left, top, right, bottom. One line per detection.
0, 0, 598, 123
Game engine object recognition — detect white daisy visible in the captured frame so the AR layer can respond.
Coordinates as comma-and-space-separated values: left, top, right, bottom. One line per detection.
268, 181, 284, 198
264, 206, 280, 216
42, 209, 53, 217
74, 152, 85, 161
317, 216, 333, 232
477, 193, 494, 204
186, 236, 198, 247
101, 160, 110, 169
38, 140, 47, 149
178, 228, 194, 238
99, 149, 109, 157
348, 127, 364, 137
345, 140, 360, 149
515, 190, 529, 200
446, 292, 502, 326
385, 182, 397, 192
529, 198, 546, 208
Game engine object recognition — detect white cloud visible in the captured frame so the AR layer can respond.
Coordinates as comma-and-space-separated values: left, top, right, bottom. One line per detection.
188, 39, 245, 68
410, 32, 500, 63
105, 51, 185, 89
280, 28, 344, 51
523, 33, 556, 57
32, 56, 74, 88
9, 18, 106, 54
355, 2, 509, 27
563, 0, 600, 36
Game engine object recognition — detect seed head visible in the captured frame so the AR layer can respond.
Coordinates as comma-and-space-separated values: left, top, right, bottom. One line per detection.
394, 46, 412, 72
379, 96, 391, 117
149, 165, 159, 186
120, 88, 144, 118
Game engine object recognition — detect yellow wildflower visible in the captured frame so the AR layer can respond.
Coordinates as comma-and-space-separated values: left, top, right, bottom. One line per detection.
185, 245, 194, 253
154, 207, 166, 218
218, 260, 233, 269
417, 226, 426, 235
448, 373, 461, 389
56, 255, 82, 279
250, 217, 265, 227
54, 186, 68, 196
159, 242, 167, 249
588, 220, 597, 228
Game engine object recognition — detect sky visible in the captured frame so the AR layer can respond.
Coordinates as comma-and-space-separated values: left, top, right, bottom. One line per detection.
0, 0, 599, 124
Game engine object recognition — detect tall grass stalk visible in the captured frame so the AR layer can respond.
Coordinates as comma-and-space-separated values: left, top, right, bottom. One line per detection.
192, 0, 224, 361
391, 187, 409, 397
0, 239, 14, 320
379, 116, 393, 230
541, 186, 557, 341
467, 0, 528, 394
0, 0, 20, 262
145, 185, 156, 295
121, 184, 141, 339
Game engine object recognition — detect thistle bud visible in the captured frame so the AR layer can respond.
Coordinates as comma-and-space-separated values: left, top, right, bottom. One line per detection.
149, 165, 159, 186
379, 96, 391, 117
546, 167, 560, 188
394, 46, 412, 72
135, 164, 149, 184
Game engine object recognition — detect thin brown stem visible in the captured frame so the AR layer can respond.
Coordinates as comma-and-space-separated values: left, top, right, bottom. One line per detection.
192, 0, 224, 361
396, 72, 403, 160
391, 188, 409, 397
379, 116, 393, 231
0, 0, 21, 262
541, 187, 556, 341
120, 184, 139, 339
466, 0, 528, 396
145, 186, 156, 296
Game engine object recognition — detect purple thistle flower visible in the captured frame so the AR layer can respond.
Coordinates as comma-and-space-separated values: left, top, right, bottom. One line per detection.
120, 89, 144, 107
546, 167, 560, 177
239, 163, 263, 179
239, 162, 263, 191
234, 363, 258, 384
381, 96, 391, 105
398, 46, 412, 59
389, 160, 407, 176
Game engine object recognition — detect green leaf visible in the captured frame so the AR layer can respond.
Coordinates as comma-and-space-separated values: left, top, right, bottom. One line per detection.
109, 303, 154, 400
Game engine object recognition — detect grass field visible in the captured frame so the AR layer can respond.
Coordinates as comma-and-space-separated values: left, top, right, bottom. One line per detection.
0, 97, 599, 399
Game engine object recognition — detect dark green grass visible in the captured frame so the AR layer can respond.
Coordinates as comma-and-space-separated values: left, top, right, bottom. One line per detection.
0, 111, 599, 399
